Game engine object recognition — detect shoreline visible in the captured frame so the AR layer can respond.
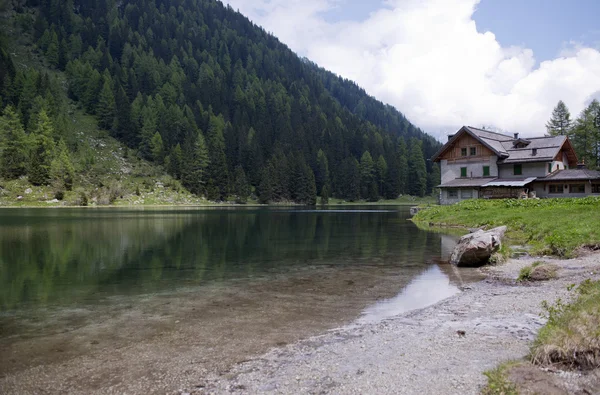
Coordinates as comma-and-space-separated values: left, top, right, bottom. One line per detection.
198, 252, 600, 394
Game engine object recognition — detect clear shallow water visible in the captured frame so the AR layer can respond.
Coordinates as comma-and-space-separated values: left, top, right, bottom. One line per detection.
0, 206, 481, 389
0, 206, 454, 311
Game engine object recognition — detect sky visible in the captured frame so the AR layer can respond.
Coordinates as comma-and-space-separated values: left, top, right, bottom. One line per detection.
223, 0, 600, 140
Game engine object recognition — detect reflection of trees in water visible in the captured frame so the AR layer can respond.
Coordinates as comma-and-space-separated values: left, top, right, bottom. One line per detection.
0, 210, 443, 310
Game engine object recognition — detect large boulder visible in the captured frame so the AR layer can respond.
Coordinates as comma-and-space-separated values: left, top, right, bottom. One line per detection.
450, 226, 507, 267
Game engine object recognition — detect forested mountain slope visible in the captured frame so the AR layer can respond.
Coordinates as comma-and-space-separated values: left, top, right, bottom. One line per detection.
0, 0, 441, 204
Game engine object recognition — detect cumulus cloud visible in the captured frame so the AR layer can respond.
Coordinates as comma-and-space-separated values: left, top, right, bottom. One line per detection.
224, 0, 600, 140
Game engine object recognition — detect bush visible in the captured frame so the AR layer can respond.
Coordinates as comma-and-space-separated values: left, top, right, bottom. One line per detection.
54, 190, 65, 200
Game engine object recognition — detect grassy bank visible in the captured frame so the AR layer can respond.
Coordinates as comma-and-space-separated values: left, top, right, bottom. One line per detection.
413, 197, 600, 257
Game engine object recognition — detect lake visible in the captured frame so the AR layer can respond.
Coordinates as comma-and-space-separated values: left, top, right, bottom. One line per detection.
0, 206, 479, 393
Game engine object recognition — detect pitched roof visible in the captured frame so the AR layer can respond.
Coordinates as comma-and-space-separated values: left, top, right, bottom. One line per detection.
432, 126, 578, 166
482, 177, 537, 187
539, 169, 600, 181
498, 135, 567, 164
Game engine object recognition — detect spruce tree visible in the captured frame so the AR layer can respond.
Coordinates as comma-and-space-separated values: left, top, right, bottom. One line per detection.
29, 109, 55, 185
546, 100, 572, 136
206, 114, 229, 201
46, 30, 59, 67
233, 165, 250, 204
181, 132, 210, 196
376, 155, 387, 197
571, 100, 600, 169
408, 138, 427, 197
0, 105, 28, 180
315, 149, 329, 193
150, 132, 164, 164
168, 143, 183, 179
97, 73, 115, 129
50, 139, 75, 191
359, 151, 375, 199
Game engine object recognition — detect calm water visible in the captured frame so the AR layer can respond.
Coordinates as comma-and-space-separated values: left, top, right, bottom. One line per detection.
0, 206, 477, 392
0, 206, 454, 311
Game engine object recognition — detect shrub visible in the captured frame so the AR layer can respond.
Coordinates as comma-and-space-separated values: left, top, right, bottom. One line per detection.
54, 190, 65, 200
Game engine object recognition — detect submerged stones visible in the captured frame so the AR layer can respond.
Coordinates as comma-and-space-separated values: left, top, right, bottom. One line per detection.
450, 226, 507, 267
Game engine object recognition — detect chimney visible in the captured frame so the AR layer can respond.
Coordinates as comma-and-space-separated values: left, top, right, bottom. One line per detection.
514, 133, 519, 139
447, 134, 454, 141
577, 161, 587, 169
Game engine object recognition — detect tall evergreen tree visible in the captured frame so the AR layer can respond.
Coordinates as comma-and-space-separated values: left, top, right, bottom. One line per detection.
315, 148, 329, 194
359, 151, 375, 199
0, 105, 28, 180
97, 72, 115, 129
546, 100, 572, 136
376, 155, 387, 197
50, 139, 75, 191
29, 109, 55, 185
571, 100, 600, 169
150, 131, 164, 164
206, 113, 229, 201
408, 138, 427, 197
233, 165, 250, 204
181, 132, 210, 196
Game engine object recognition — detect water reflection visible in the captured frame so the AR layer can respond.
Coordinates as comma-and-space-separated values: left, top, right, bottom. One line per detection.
0, 206, 445, 311
357, 265, 460, 324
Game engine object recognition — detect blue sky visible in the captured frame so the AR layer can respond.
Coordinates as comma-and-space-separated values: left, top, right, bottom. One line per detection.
226, 0, 600, 137
322, 0, 600, 63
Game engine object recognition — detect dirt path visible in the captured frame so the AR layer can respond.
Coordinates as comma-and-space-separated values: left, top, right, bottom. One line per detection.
199, 253, 600, 394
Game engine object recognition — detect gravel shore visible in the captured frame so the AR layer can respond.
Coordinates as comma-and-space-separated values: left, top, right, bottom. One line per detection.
199, 252, 600, 394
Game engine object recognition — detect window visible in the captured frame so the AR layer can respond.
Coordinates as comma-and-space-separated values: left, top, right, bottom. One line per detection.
570, 184, 585, 194
447, 189, 458, 198
483, 166, 490, 177
549, 184, 564, 194
593, 184, 600, 194
460, 167, 467, 177
461, 148, 467, 156
470, 147, 477, 156
514, 164, 522, 175
548, 163, 552, 173
461, 189, 473, 199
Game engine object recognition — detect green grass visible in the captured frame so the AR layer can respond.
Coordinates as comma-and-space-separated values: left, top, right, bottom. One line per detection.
413, 198, 600, 257
531, 279, 600, 369
481, 360, 521, 395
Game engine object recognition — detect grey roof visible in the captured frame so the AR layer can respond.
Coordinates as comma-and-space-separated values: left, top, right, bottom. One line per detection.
464, 126, 511, 157
438, 178, 496, 188
432, 125, 572, 165
483, 177, 537, 187
538, 169, 600, 181
498, 135, 566, 164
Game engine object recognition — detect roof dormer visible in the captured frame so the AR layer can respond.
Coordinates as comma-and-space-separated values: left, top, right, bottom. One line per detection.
512, 138, 531, 148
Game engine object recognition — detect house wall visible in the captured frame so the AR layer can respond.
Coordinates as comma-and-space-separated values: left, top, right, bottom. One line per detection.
533, 181, 600, 198
498, 162, 547, 178
440, 157, 498, 184
439, 188, 479, 205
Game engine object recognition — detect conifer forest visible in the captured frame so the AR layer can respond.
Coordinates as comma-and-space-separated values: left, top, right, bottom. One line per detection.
0, 0, 442, 205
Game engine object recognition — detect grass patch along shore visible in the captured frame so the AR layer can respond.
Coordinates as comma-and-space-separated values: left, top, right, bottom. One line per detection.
413, 197, 600, 257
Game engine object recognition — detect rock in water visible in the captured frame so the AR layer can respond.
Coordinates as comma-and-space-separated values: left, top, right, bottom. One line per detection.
450, 226, 507, 267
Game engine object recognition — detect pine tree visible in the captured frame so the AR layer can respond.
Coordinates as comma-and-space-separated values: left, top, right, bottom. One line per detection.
397, 138, 409, 195
408, 138, 427, 197
233, 165, 250, 204
206, 114, 229, 201
97, 73, 115, 129
546, 100, 572, 136
181, 132, 210, 196
571, 100, 600, 169
376, 155, 387, 197
0, 105, 28, 180
320, 183, 330, 205
46, 30, 59, 67
29, 109, 55, 185
315, 149, 329, 193
168, 143, 183, 179
258, 163, 275, 204
359, 151, 375, 199
150, 132, 164, 164
50, 139, 75, 191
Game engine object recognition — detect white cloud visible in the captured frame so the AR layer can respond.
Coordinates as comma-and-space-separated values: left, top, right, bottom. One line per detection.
224, 0, 600, 140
